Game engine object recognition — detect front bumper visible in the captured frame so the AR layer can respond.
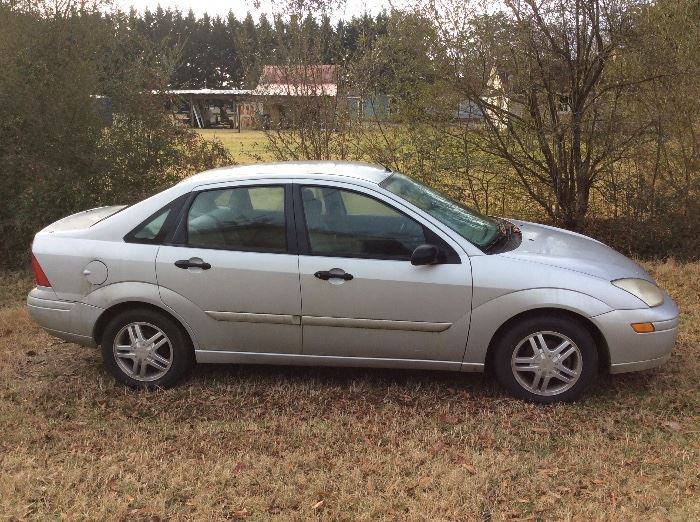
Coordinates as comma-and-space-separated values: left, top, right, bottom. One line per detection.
27, 288, 101, 346
591, 296, 680, 374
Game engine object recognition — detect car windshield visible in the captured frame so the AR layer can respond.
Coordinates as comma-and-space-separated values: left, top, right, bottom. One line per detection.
380, 172, 501, 248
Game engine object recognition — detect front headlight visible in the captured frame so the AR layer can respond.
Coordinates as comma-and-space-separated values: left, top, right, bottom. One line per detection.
612, 278, 664, 307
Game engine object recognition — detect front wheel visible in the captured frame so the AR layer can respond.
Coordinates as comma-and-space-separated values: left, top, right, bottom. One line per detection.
491, 315, 598, 404
101, 308, 194, 388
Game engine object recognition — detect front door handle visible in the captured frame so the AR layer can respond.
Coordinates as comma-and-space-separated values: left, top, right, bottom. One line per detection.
314, 268, 353, 281
175, 259, 211, 270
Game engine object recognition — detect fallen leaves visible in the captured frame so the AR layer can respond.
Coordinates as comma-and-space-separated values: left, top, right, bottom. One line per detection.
461, 463, 477, 475
537, 466, 564, 477
438, 412, 460, 425
661, 420, 682, 432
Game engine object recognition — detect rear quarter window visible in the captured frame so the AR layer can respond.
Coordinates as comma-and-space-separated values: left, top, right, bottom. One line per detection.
124, 194, 188, 244
132, 208, 171, 240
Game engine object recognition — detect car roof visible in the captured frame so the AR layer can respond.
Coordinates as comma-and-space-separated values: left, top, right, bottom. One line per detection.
179, 161, 392, 187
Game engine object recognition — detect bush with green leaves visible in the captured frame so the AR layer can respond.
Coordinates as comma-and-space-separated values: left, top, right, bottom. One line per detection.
0, 1, 232, 269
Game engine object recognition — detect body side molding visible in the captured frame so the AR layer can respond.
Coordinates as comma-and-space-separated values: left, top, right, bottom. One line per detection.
205, 311, 452, 332
301, 316, 451, 332
205, 311, 301, 325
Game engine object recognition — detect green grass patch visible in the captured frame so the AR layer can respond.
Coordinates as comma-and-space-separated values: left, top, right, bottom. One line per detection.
196, 129, 274, 164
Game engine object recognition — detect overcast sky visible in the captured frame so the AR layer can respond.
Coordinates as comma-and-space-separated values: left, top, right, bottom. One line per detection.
111, 0, 399, 20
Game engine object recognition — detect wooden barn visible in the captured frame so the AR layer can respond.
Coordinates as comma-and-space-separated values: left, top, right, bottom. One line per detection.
251, 65, 338, 127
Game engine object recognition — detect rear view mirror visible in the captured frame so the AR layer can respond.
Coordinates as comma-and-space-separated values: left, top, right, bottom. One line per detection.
410, 244, 440, 266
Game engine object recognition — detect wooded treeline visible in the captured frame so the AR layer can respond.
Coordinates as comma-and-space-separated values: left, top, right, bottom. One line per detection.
109, 7, 389, 88
0, 0, 698, 267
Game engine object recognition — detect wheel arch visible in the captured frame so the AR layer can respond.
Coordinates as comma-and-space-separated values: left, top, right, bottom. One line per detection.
483, 307, 610, 375
93, 301, 195, 350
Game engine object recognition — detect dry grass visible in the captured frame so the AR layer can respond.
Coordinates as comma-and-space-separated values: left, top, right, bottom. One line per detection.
1, 261, 699, 520
196, 129, 274, 164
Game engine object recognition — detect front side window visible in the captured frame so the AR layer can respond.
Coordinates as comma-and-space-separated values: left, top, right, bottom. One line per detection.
187, 186, 286, 252
301, 186, 425, 259
381, 172, 501, 249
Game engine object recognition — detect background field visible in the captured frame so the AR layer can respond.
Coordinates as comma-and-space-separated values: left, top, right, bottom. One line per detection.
196, 129, 272, 164
1, 261, 698, 520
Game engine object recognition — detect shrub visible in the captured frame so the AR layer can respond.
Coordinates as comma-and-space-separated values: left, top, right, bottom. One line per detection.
0, 3, 232, 269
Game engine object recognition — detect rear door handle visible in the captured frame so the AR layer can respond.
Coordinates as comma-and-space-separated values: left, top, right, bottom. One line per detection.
314, 268, 353, 281
175, 259, 211, 270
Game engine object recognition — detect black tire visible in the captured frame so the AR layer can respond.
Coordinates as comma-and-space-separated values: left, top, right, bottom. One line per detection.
491, 314, 598, 404
101, 307, 194, 389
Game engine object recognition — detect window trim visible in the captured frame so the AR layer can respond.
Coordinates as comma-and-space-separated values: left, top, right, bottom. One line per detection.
292, 183, 460, 263
167, 183, 296, 255
123, 194, 189, 245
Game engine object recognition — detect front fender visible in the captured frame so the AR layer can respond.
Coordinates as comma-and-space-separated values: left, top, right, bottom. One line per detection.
462, 288, 612, 366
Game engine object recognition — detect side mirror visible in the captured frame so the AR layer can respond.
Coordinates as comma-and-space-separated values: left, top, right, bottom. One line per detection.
410, 244, 440, 266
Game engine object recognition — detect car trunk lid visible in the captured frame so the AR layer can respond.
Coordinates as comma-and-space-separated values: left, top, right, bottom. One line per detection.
40, 206, 127, 233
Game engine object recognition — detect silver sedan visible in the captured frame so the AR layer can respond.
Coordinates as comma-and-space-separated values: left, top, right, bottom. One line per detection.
27, 161, 679, 403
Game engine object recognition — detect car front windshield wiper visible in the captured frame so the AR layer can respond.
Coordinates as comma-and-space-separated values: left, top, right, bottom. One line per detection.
483, 219, 521, 253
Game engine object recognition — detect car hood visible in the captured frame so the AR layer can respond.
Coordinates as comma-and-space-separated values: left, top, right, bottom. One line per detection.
501, 220, 653, 282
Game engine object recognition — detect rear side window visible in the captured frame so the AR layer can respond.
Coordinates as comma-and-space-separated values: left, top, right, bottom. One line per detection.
124, 195, 187, 244
186, 186, 286, 252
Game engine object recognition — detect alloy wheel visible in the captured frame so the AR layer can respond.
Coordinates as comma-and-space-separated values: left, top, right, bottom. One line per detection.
113, 322, 173, 382
510, 331, 583, 396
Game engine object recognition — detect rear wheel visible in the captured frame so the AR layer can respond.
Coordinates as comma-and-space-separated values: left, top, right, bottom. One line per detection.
101, 308, 193, 388
492, 315, 598, 403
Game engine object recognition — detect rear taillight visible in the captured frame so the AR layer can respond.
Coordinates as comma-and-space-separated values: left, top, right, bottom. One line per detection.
31, 255, 51, 287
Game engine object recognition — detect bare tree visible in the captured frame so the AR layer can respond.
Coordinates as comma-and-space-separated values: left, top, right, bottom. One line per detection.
259, 0, 352, 160
428, 0, 661, 229
259, 63, 351, 160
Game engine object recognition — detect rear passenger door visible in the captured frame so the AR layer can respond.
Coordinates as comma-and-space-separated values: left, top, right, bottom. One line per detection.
155, 181, 302, 354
